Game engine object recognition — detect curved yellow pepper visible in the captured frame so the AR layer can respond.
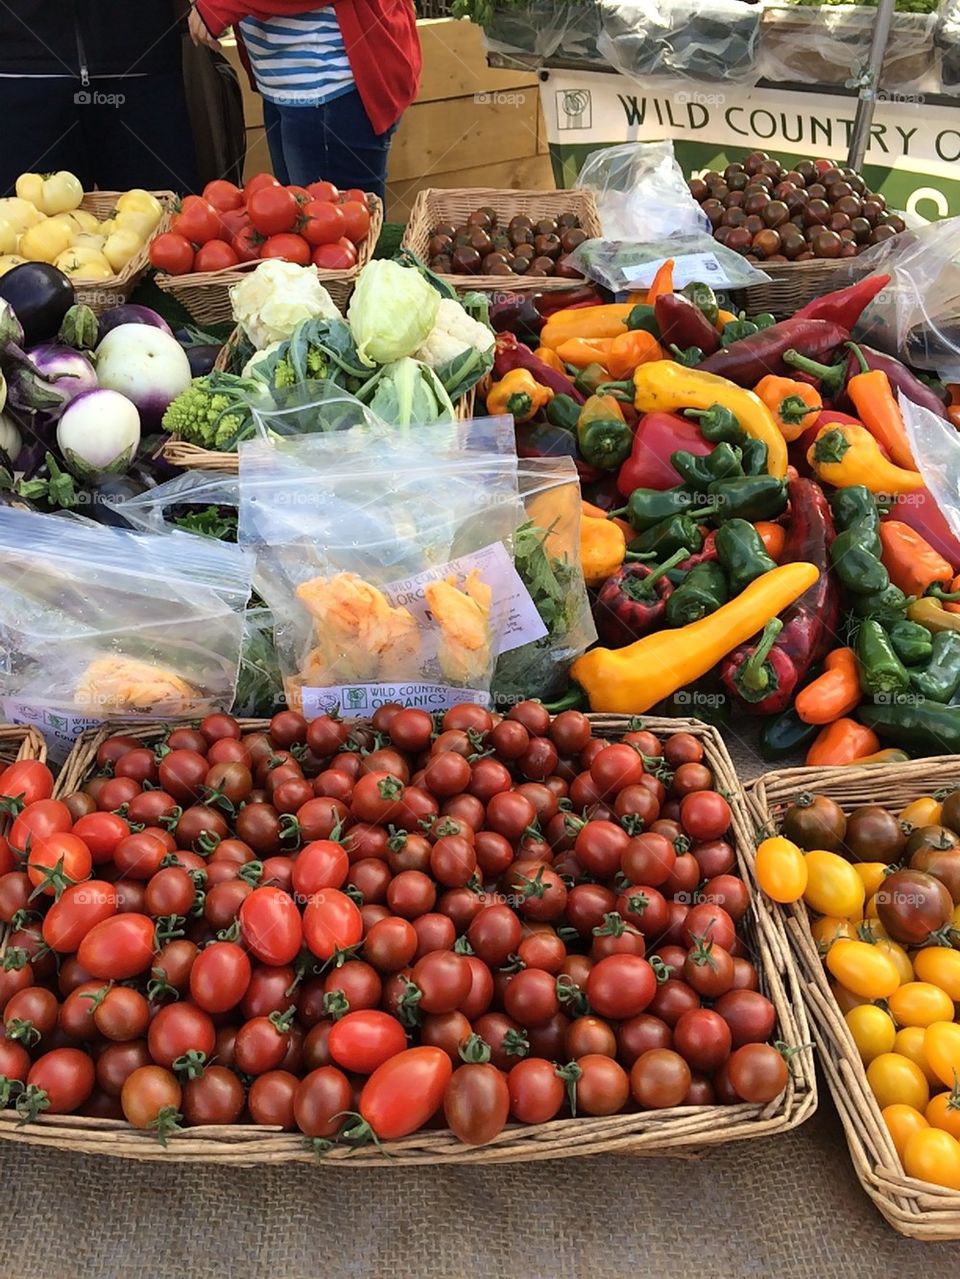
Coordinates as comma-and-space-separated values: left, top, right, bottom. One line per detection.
571, 562, 818, 713
579, 507, 627, 587
806, 422, 923, 494
630, 360, 788, 478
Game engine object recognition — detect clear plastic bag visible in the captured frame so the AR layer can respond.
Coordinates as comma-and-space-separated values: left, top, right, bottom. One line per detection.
759, 3, 938, 94
481, 1, 603, 67
491, 458, 597, 705
575, 141, 710, 242
902, 393, 960, 544
598, 0, 762, 87
937, 0, 960, 95
0, 509, 253, 752
851, 217, 960, 379
116, 471, 240, 535
237, 420, 540, 713
569, 231, 771, 294
234, 608, 286, 718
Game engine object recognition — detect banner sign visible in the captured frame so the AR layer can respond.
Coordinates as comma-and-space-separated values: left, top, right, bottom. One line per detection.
541, 69, 960, 219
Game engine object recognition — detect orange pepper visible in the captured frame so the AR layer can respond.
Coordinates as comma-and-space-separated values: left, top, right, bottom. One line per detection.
846, 346, 915, 470
554, 336, 613, 370
533, 346, 565, 375
948, 405, 960, 430
805, 718, 879, 767
716, 309, 737, 331
606, 330, 665, 380
753, 374, 822, 443
583, 500, 633, 541
795, 647, 861, 725
645, 259, 674, 304
947, 383, 960, 407
754, 521, 786, 562
879, 520, 953, 598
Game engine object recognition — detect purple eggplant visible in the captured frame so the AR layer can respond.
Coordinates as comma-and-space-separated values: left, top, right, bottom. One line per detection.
98, 304, 172, 340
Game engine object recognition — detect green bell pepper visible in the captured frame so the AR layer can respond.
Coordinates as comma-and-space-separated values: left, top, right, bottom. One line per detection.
910, 631, 960, 703
758, 706, 821, 761
740, 438, 769, 477
888, 620, 935, 666
858, 699, 960, 755
830, 486, 882, 551
715, 518, 777, 594
707, 475, 787, 522
544, 394, 581, 432
856, 619, 911, 696
850, 584, 912, 624
630, 511, 708, 559
626, 303, 661, 337
610, 487, 704, 533
664, 560, 729, 626
830, 519, 890, 596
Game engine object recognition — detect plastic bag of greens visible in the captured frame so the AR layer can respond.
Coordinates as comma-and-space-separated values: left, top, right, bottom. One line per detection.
491, 458, 597, 706
237, 418, 550, 713
234, 608, 286, 718
0, 508, 253, 759
475, 0, 603, 67
576, 141, 710, 242
116, 470, 240, 536
569, 231, 771, 294
599, 0, 762, 86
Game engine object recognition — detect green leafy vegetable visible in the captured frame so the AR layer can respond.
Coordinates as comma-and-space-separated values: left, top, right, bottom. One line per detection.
173, 506, 238, 541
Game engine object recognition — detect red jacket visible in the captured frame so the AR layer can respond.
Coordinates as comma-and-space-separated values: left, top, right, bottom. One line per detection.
197, 0, 421, 135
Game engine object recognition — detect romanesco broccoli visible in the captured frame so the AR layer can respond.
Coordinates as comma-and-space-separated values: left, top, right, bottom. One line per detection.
272, 346, 329, 389
161, 373, 262, 450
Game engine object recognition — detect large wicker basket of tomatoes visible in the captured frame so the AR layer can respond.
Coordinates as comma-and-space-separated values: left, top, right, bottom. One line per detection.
0, 707, 813, 1164
751, 758, 960, 1239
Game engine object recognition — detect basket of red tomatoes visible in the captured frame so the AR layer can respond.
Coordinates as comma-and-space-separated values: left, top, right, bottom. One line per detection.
0, 706, 814, 1164
151, 174, 381, 325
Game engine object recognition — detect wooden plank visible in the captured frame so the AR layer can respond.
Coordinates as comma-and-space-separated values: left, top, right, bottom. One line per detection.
386, 153, 555, 223
416, 17, 538, 103
388, 89, 541, 183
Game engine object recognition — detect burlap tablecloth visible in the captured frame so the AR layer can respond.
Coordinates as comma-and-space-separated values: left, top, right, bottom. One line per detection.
1, 728, 957, 1277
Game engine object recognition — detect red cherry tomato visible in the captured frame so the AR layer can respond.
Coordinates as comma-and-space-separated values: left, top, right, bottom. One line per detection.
42, 880, 118, 952
339, 200, 371, 244
77, 913, 156, 980
0, 760, 54, 806
203, 178, 244, 211
358, 1046, 452, 1139
239, 887, 303, 966
302, 889, 363, 961
327, 1010, 408, 1074
312, 241, 356, 270
300, 200, 345, 246
194, 239, 240, 271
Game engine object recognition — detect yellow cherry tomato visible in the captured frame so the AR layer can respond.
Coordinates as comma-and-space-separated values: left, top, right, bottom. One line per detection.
826, 938, 901, 999
913, 946, 960, 1000
0, 218, 17, 256
864, 893, 880, 920
854, 863, 890, 899
755, 836, 807, 903
867, 1052, 930, 1111
115, 209, 159, 240
803, 850, 865, 919
924, 1022, 960, 1089
845, 1004, 896, 1064
811, 916, 857, 954
888, 981, 955, 1029
830, 981, 866, 1014
926, 1089, 960, 1140
882, 1103, 929, 1160
903, 1127, 960, 1189
895, 1026, 940, 1087
899, 797, 942, 828
872, 937, 914, 986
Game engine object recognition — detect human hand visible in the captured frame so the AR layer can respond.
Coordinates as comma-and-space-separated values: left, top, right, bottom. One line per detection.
188, 6, 221, 50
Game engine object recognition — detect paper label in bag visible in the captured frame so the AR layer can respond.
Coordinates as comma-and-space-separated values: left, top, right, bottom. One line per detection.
2, 700, 100, 764
301, 683, 490, 717
383, 543, 547, 655
621, 253, 732, 289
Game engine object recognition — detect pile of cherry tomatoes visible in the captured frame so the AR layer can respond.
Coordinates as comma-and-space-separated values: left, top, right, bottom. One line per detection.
148, 173, 371, 276
0, 702, 790, 1151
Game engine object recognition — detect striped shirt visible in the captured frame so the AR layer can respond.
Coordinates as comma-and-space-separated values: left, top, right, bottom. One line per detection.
240, 8, 354, 109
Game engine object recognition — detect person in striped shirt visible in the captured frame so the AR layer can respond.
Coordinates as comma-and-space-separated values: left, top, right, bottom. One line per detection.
191, 1, 421, 203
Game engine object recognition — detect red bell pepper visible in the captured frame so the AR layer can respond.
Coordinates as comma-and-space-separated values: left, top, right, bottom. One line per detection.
617, 411, 711, 497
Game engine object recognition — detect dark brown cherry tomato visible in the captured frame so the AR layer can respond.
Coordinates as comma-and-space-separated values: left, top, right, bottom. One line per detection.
630, 1048, 691, 1108
420, 1010, 472, 1063
489, 720, 530, 761
576, 1053, 630, 1116
506, 700, 550, 737
663, 733, 703, 767
183, 1064, 246, 1125
444, 1058, 510, 1146
673, 1008, 732, 1074
566, 1016, 617, 1059
726, 1043, 788, 1103
548, 711, 592, 755
363, 916, 418, 973
294, 1066, 352, 1137
617, 1014, 673, 1066
96, 1039, 152, 1096
621, 832, 676, 887
248, 1069, 298, 1128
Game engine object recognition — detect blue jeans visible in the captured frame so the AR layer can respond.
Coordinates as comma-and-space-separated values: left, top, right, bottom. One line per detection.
262, 89, 395, 203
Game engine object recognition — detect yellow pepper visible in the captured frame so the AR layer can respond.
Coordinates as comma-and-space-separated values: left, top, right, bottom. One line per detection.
806, 422, 924, 494
570, 562, 818, 713
716, 308, 737, 331
579, 506, 627, 587
629, 360, 787, 478
540, 303, 634, 351
533, 346, 565, 375
907, 597, 960, 633
486, 367, 553, 424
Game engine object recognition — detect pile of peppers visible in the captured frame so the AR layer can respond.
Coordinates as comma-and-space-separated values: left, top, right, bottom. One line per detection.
486, 264, 960, 760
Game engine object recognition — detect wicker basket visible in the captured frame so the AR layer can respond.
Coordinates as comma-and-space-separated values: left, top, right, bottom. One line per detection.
402, 188, 602, 295
729, 257, 853, 320
750, 756, 960, 1240
0, 724, 48, 768
70, 191, 175, 314
0, 714, 815, 1164
154, 195, 383, 325
162, 327, 477, 472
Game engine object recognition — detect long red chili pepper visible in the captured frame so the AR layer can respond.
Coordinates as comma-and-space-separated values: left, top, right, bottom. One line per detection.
792, 274, 890, 329
720, 476, 838, 714
695, 319, 849, 387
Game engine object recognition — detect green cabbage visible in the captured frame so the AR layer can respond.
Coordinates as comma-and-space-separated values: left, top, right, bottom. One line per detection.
347, 260, 440, 367
360, 358, 455, 428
